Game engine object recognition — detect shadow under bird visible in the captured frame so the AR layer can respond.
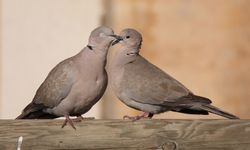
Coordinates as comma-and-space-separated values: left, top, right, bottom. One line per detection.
110, 28, 239, 120
16, 26, 120, 129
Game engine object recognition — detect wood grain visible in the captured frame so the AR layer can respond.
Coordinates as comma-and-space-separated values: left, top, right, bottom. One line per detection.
0, 119, 249, 150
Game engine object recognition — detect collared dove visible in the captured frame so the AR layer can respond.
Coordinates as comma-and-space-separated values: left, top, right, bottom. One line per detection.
16, 26, 120, 129
110, 28, 239, 120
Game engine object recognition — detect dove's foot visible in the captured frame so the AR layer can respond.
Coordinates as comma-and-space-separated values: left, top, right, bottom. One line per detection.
72, 115, 95, 122
62, 115, 76, 130
61, 115, 95, 129
123, 112, 154, 121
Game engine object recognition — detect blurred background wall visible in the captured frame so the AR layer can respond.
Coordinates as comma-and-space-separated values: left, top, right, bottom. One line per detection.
0, 0, 104, 118
103, 0, 250, 119
0, 0, 249, 119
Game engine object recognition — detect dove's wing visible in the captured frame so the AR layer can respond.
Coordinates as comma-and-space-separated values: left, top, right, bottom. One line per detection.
18, 56, 78, 118
120, 55, 192, 105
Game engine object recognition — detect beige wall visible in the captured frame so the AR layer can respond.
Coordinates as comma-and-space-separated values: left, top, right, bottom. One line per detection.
0, 0, 2, 116
103, 0, 250, 119
1, 0, 103, 118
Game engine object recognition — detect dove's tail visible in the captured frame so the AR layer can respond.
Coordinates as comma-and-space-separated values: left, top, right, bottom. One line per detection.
199, 104, 239, 119
16, 103, 58, 119
171, 94, 239, 119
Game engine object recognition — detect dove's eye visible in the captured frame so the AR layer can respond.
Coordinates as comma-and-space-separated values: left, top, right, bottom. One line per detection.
125, 36, 130, 39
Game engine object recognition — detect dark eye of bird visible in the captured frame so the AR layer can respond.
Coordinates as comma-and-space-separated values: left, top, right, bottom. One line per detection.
126, 36, 130, 39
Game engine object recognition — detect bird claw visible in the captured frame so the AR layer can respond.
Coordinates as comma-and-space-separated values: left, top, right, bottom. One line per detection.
123, 113, 151, 121
62, 115, 76, 130
123, 115, 136, 120
72, 116, 95, 122
61, 115, 95, 129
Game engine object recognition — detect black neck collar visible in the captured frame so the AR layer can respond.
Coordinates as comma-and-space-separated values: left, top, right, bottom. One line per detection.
87, 45, 93, 50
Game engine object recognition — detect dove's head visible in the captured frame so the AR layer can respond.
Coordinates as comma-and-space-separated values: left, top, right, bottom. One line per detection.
115, 28, 142, 55
88, 26, 120, 50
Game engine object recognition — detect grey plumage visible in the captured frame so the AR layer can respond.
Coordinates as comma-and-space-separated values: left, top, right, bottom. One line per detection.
17, 26, 118, 128
111, 28, 239, 120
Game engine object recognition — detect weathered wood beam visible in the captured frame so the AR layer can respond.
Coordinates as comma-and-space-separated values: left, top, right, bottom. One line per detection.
0, 119, 249, 150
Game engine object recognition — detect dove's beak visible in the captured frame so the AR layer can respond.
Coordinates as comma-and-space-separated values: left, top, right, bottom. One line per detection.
110, 35, 123, 46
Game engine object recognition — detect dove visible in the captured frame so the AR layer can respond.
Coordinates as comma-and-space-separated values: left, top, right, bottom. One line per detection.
16, 26, 120, 129
110, 28, 239, 120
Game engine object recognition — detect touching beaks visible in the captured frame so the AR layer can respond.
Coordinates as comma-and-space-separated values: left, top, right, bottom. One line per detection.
109, 35, 123, 46
109, 34, 123, 40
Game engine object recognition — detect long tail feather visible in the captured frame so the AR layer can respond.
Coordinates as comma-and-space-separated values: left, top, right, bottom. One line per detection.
200, 104, 239, 119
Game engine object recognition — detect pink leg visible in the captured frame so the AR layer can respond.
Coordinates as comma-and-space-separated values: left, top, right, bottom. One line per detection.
123, 112, 154, 121
61, 115, 95, 129
72, 115, 95, 122
61, 115, 76, 130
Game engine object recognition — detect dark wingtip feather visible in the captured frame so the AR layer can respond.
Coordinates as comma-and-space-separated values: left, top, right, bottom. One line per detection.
16, 103, 58, 119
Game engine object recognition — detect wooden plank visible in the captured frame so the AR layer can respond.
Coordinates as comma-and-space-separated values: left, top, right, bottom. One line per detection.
0, 119, 249, 150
